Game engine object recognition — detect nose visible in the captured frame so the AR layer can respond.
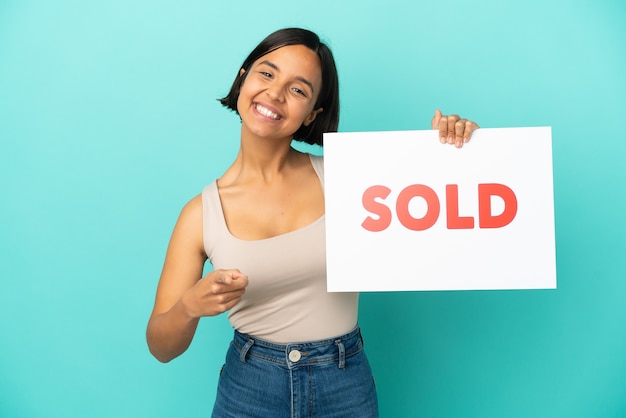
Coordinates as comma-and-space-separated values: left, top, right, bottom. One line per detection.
266, 84, 285, 102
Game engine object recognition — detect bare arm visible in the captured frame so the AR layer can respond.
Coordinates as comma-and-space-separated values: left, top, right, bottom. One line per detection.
146, 195, 248, 363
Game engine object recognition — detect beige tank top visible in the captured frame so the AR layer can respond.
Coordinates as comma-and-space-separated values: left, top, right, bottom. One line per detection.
201, 154, 358, 343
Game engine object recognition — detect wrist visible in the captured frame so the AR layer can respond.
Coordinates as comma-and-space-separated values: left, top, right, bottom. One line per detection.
178, 290, 201, 321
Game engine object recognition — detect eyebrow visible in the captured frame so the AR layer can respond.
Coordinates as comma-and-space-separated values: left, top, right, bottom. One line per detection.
258, 60, 316, 94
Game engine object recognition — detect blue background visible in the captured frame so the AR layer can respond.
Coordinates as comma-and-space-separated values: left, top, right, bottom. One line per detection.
1, 0, 625, 417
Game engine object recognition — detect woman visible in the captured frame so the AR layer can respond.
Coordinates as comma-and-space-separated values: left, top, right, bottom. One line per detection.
146, 28, 478, 417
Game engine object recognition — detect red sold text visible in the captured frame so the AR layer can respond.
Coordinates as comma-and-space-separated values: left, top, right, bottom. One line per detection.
362, 184, 518, 232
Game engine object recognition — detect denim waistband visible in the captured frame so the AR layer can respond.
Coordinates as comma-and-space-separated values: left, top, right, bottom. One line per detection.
232, 325, 364, 370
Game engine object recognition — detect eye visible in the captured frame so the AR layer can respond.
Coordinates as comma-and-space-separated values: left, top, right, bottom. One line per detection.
292, 87, 307, 97
259, 71, 272, 78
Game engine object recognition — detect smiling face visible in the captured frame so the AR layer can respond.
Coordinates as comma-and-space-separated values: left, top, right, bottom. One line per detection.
236, 44, 323, 143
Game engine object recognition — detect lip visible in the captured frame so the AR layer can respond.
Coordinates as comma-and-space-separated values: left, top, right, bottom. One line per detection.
253, 102, 284, 121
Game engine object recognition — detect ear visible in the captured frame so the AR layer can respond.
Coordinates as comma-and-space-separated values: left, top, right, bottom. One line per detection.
303, 108, 323, 126
239, 68, 246, 76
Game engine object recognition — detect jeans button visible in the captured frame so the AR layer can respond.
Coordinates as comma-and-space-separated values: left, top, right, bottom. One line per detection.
288, 350, 301, 362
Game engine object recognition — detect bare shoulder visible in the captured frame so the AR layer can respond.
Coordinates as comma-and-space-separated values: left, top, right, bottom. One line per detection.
172, 194, 204, 253
160, 193, 206, 276
179, 194, 203, 224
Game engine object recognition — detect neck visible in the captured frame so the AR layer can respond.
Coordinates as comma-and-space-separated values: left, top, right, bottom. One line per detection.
226, 126, 300, 184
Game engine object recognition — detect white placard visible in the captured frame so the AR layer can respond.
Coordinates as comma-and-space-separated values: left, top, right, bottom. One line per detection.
323, 127, 556, 292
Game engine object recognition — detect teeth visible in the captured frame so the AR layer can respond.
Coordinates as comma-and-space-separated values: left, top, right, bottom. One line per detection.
255, 104, 280, 120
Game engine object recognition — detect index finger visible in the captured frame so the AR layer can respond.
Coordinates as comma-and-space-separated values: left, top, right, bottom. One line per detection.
447, 114, 460, 144
212, 269, 248, 287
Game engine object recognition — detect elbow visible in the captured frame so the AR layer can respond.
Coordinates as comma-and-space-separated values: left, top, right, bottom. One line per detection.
150, 349, 175, 364
146, 329, 177, 363
147, 339, 178, 363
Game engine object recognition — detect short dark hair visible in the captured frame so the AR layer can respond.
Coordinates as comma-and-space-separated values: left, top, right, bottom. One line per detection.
219, 28, 339, 146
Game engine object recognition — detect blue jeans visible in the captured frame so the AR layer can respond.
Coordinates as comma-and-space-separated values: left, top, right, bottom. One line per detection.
211, 325, 379, 418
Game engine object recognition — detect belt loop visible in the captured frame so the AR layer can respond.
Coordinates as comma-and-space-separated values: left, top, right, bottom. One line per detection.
240, 338, 255, 363
335, 339, 345, 369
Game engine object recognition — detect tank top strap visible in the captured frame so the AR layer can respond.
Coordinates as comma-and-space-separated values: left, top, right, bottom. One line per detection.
308, 154, 324, 187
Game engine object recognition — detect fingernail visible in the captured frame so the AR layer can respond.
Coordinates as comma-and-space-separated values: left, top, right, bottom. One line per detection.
447, 136, 453, 144
464, 137, 469, 143
440, 136, 446, 144
456, 141, 462, 148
